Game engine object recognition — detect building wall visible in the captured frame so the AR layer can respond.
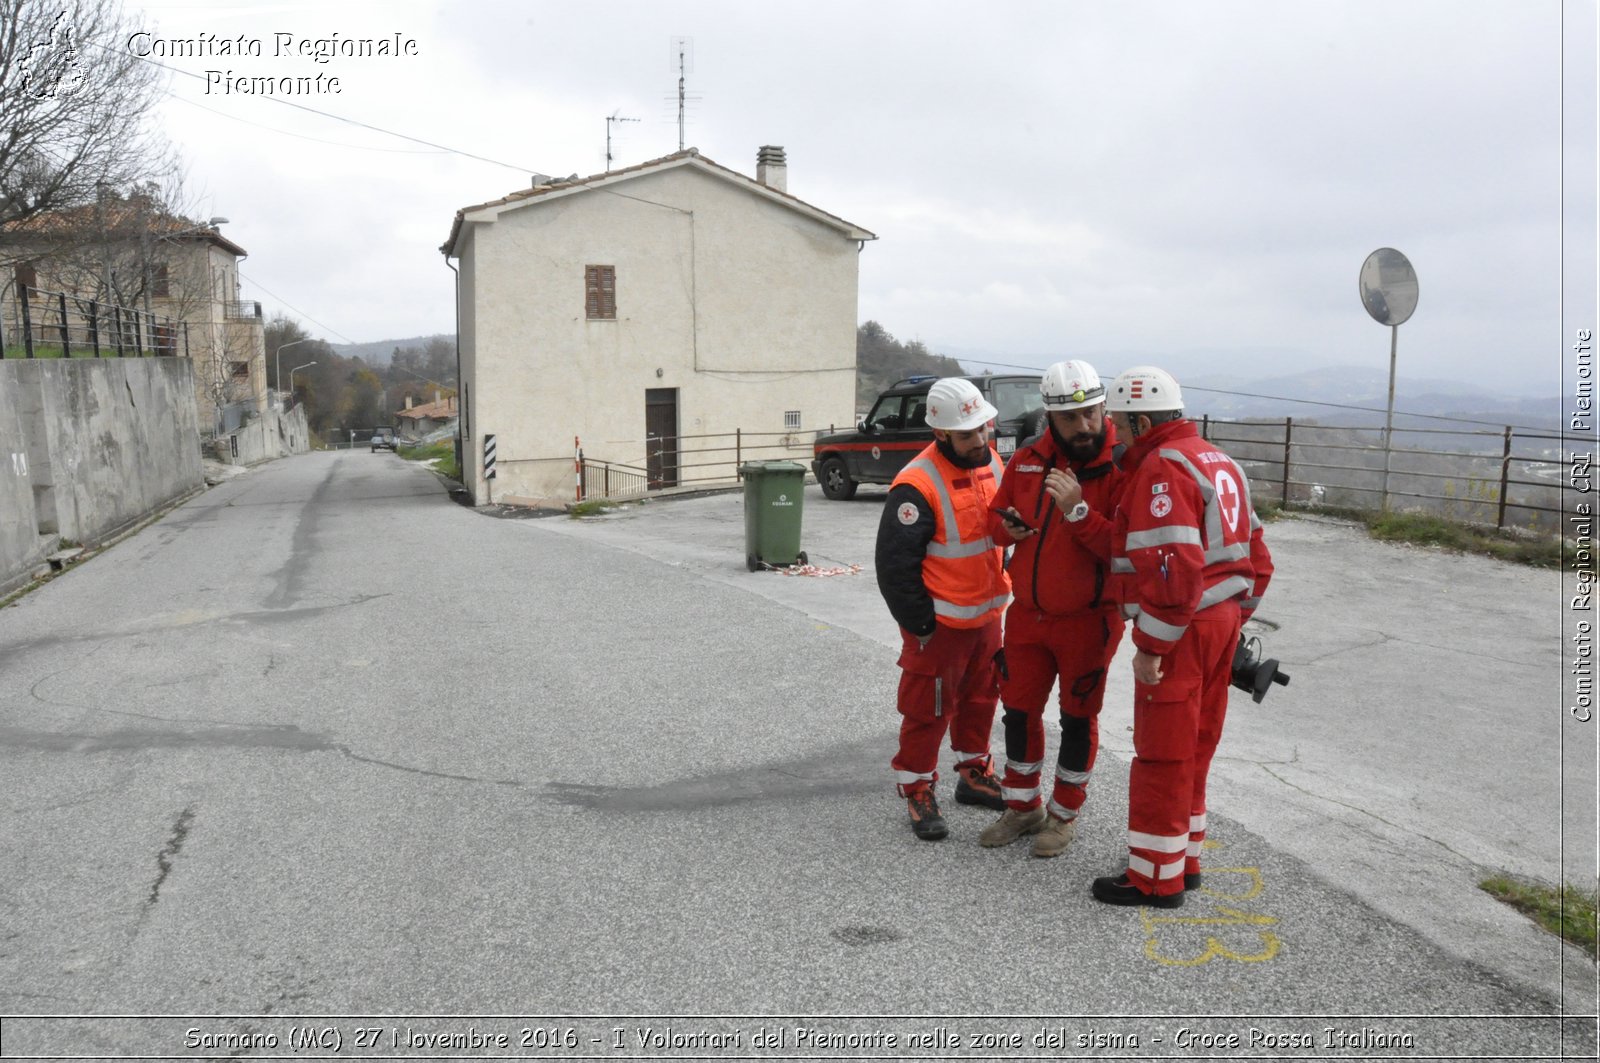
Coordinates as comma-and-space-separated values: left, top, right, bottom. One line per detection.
460, 165, 859, 505
0, 358, 204, 595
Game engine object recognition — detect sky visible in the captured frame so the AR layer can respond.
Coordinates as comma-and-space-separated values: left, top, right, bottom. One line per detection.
112, 0, 1597, 398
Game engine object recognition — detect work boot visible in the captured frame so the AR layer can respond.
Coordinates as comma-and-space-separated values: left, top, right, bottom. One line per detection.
906, 788, 947, 841
1091, 873, 1185, 909
978, 806, 1046, 848
953, 761, 1005, 810
1185, 871, 1202, 891
1030, 813, 1077, 858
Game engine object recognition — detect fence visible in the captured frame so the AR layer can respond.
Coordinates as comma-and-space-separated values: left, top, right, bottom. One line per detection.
1198, 416, 1585, 535
1, 283, 187, 359
578, 428, 815, 501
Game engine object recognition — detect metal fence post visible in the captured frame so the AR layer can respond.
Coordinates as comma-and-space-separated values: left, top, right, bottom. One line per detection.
1281, 417, 1293, 505
735, 428, 742, 479
19, 284, 35, 358
89, 301, 100, 356
113, 305, 124, 357
1200, 414, 1210, 440
1497, 426, 1512, 529
57, 292, 70, 356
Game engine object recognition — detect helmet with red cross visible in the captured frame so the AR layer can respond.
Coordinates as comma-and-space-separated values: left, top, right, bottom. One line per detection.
924, 378, 998, 432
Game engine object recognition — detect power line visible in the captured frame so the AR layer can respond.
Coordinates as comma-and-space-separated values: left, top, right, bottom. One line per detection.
238, 268, 354, 344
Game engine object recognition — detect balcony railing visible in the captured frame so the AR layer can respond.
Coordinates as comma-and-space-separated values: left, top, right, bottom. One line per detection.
224, 300, 262, 321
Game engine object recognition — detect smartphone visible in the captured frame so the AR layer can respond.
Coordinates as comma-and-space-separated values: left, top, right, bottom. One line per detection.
1000, 510, 1034, 533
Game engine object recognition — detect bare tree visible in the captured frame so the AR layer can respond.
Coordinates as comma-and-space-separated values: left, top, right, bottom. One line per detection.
0, 0, 175, 229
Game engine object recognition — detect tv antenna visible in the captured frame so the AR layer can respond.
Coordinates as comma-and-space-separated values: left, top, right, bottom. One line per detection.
670, 36, 694, 150
605, 110, 639, 171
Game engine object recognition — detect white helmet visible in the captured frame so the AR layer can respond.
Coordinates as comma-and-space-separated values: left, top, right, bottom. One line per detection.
1040, 360, 1105, 411
924, 377, 997, 432
1106, 366, 1184, 413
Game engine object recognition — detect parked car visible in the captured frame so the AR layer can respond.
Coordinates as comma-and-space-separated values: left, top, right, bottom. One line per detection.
371, 429, 396, 452
810, 374, 1045, 500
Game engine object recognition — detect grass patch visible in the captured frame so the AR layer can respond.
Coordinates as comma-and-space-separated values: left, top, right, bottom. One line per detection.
1364, 511, 1568, 569
1480, 876, 1598, 958
570, 498, 623, 517
396, 440, 460, 481
3, 345, 166, 359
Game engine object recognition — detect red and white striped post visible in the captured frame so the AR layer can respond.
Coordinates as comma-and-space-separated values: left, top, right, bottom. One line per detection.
574, 436, 583, 502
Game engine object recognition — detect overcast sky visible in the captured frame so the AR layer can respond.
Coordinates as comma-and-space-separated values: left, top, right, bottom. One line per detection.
123, 0, 1596, 397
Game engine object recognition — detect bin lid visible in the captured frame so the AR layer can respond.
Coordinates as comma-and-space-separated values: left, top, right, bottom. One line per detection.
739, 460, 807, 474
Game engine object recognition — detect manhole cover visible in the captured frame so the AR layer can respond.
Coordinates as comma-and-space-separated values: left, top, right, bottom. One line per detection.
830, 925, 903, 946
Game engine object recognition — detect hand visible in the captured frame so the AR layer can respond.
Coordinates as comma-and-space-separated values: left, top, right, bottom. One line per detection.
1043, 468, 1083, 513
999, 509, 1035, 541
1133, 649, 1164, 685
916, 628, 936, 649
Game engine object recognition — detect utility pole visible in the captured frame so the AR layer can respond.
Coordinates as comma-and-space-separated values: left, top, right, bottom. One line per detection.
671, 37, 694, 151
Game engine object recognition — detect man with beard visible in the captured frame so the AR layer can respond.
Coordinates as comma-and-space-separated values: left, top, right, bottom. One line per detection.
876, 377, 1012, 841
979, 360, 1126, 857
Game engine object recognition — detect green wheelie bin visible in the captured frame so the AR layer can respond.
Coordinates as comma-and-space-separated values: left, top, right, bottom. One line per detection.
740, 460, 808, 571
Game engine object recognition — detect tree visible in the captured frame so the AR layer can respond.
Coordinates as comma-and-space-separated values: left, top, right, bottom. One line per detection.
0, 0, 176, 229
856, 320, 966, 407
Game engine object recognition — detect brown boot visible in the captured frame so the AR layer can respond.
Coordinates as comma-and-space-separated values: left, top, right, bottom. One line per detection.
979, 806, 1047, 848
1030, 813, 1077, 858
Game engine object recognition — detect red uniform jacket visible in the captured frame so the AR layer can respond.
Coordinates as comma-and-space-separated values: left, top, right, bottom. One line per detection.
987, 424, 1123, 615
1110, 419, 1274, 655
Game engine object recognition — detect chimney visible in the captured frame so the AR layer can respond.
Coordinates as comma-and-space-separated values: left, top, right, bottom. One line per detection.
433, 389, 441, 406
756, 145, 787, 193
405, 395, 414, 409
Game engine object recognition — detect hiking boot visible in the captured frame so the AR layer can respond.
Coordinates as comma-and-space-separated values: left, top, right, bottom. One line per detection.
906, 789, 947, 841
1030, 813, 1077, 858
1185, 871, 1202, 891
978, 806, 1046, 848
954, 762, 1005, 811
1091, 873, 1185, 909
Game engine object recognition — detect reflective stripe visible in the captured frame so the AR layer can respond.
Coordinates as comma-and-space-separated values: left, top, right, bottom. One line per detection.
1198, 574, 1253, 611
933, 593, 1011, 620
927, 535, 998, 559
1240, 595, 1261, 611
1136, 612, 1187, 643
1007, 759, 1044, 776
1046, 799, 1078, 821
1055, 766, 1090, 786
1129, 830, 1189, 854
896, 769, 934, 785
1126, 526, 1203, 550
1187, 840, 1204, 857
1156, 861, 1185, 879
1128, 854, 1156, 878
1002, 785, 1040, 803
1204, 540, 1250, 565
952, 750, 989, 767
1190, 813, 1207, 832
1111, 557, 1135, 574
1129, 854, 1186, 880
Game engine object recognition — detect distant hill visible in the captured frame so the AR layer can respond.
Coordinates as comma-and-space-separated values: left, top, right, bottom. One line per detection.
331, 335, 454, 367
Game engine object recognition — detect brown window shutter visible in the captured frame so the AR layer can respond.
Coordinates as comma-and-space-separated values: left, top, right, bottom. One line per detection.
585, 264, 616, 319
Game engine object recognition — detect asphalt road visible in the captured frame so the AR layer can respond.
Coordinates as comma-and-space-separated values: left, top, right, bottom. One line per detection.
0, 450, 1593, 1061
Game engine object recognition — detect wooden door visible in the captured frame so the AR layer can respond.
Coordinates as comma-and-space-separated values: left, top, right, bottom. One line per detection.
645, 388, 679, 488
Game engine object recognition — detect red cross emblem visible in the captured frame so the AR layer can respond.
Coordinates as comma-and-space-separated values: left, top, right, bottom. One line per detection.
1214, 470, 1242, 531
960, 398, 979, 416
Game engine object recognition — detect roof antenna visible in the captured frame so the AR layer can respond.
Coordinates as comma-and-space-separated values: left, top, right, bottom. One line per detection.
670, 36, 693, 151
605, 110, 639, 172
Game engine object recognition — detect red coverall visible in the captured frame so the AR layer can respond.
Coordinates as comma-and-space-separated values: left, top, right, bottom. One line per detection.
875, 443, 1011, 795
1110, 419, 1274, 897
986, 426, 1125, 822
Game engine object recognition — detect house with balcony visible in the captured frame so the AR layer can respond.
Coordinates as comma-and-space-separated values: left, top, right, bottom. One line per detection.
440, 146, 875, 507
1, 189, 269, 435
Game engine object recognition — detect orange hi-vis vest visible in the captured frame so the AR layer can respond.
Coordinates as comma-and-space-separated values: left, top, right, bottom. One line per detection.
891, 444, 1012, 629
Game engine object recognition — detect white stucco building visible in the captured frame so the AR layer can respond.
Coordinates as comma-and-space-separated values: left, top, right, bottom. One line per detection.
440, 147, 875, 507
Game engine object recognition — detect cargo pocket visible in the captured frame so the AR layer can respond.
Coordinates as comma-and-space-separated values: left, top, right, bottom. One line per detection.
1131, 674, 1202, 762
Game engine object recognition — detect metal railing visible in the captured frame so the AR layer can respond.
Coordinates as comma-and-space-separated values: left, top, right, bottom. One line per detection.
1198, 415, 1588, 535
224, 300, 262, 321
1, 283, 187, 359
578, 428, 817, 500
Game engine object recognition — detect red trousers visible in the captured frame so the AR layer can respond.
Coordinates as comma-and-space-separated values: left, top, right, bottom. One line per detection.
1126, 600, 1241, 897
892, 617, 1001, 795
998, 606, 1124, 819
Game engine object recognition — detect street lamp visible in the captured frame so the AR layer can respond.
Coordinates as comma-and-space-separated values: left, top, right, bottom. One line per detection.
275, 336, 312, 396
288, 361, 317, 407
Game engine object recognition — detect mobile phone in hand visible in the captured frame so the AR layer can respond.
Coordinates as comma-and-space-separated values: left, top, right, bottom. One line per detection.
1000, 510, 1033, 533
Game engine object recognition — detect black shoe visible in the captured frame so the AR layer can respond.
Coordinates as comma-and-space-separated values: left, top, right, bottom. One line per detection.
1091, 873, 1185, 908
954, 762, 1006, 811
907, 789, 947, 841
1185, 871, 1202, 891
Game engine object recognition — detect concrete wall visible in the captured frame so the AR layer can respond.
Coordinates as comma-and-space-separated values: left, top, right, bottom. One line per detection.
456, 158, 863, 507
0, 358, 203, 594
210, 402, 310, 466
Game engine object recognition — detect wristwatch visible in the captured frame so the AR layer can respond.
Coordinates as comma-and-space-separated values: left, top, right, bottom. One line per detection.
1065, 501, 1089, 523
